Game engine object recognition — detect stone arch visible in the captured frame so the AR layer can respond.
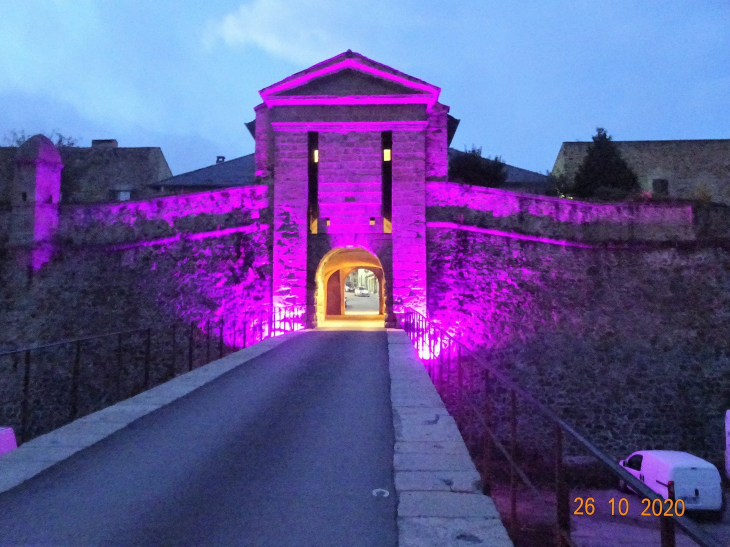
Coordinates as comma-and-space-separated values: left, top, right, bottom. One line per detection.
315, 247, 385, 325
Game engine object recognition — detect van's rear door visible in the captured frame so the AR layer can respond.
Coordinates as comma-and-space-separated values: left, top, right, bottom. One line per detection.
674, 467, 723, 511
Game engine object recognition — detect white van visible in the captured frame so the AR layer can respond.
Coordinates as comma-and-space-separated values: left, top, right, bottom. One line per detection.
619, 450, 723, 512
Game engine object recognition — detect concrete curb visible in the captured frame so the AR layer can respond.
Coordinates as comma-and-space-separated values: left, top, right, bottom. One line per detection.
0, 330, 306, 495
387, 329, 514, 546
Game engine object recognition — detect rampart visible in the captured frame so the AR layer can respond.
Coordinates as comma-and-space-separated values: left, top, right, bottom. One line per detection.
426, 182, 730, 466
0, 186, 272, 349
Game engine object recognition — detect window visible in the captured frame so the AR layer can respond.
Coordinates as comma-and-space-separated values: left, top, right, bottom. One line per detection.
382, 131, 392, 233
627, 455, 643, 471
308, 131, 319, 233
117, 191, 131, 201
652, 179, 669, 196
21, 192, 27, 202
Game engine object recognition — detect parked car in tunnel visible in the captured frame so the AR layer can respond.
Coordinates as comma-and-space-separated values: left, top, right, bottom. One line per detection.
355, 287, 369, 297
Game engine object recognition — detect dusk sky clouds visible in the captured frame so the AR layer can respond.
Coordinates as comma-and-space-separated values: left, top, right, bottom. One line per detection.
1, 1, 728, 176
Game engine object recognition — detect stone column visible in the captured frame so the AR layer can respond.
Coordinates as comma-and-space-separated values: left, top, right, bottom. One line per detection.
10, 135, 63, 270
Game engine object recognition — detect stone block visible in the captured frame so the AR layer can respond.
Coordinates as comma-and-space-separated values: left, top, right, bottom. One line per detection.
398, 491, 501, 519
395, 452, 477, 472
395, 441, 470, 455
394, 419, 463, 443
396, 470, 482, 494
398, 516, 514, 547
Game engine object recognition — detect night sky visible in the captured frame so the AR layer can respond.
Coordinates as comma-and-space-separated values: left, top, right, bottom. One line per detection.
1, 1, 727, 176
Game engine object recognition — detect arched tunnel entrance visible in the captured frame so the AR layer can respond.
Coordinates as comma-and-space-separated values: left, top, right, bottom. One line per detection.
315, 247, 385, 326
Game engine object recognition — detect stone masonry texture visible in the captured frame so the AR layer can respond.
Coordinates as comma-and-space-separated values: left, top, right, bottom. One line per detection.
426, 221, 730, 466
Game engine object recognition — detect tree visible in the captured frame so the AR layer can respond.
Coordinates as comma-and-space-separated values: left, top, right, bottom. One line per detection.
571, 128, 638, 199
448, 145, 507, 188
2, 129, 79, 147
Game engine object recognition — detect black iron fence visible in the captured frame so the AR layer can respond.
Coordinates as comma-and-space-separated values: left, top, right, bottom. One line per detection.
0, 306, 305, 446
399, 308, 721, 547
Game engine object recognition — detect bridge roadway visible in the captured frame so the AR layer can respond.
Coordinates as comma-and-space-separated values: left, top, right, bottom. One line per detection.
0, 331, 398, 546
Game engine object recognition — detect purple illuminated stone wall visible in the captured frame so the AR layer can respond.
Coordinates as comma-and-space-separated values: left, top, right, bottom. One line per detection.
0, 186, 272, 348
427, 181, 698, 242
427, 221, 730, 464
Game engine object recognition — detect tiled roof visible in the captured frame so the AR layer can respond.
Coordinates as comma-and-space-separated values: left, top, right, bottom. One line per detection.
151, 153, 256, 189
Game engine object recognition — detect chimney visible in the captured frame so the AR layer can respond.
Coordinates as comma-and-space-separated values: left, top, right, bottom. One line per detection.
92, 139, 118, 149
216, 156, 225, 164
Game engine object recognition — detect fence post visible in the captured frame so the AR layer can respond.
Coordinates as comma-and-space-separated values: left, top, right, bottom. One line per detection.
70, 340, 81, 421
661, 482, 676, 547
143, 328, 151, 389
206, 319, 210, 363
510, 389, 518, 539
20, 350, 31, 444
219, 322, 224, 359
116, 333, 123, 401
188, 321, 194, 371
482, 369, 492, 495
555, 425, 571, 546
170, 324, 177, 380
438, 332, 445, 391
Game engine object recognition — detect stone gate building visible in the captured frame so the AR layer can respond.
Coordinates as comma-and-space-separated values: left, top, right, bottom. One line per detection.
254, 50, 451, 326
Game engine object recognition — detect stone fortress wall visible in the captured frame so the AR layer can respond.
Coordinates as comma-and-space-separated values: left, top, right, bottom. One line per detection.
0, 183, 272, 349
553, 139, 730, 205
425, 181, 730, 466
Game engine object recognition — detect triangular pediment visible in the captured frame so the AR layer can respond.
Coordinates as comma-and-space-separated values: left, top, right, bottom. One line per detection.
260, 51, 440, 108
274, 69, 426, 97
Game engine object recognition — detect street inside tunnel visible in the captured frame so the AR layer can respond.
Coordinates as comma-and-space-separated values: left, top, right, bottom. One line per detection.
315, 247, 385, 326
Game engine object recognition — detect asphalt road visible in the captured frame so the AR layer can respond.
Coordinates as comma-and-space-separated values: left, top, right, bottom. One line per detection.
0, 331, 398, 547
345, 292, 380, 314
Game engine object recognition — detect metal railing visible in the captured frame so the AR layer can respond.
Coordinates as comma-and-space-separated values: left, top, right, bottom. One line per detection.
399, 308, 721, 547
0, 306, 306, 446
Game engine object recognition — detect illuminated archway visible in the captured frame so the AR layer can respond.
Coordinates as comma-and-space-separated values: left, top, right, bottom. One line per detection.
315, 247, 385, 326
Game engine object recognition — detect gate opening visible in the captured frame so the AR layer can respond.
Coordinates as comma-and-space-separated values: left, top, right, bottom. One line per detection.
315, 247, 385, 327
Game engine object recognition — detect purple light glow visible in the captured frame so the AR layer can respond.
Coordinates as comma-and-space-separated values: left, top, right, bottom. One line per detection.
427, 182, 694, 225
260, 54, 440, 109
65, 186, 269, 230
271, 121, 428, 132
109, 224, 269, 251
427, 221, 595, 248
